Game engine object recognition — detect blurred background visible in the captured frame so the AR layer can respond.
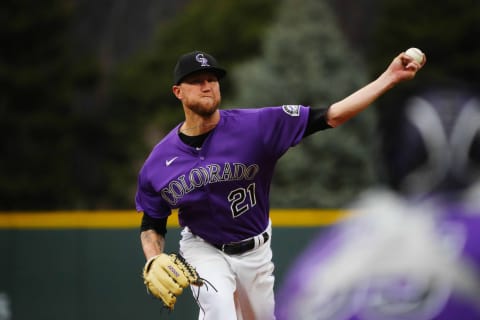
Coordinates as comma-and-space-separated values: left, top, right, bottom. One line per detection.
1, 0, 479, 319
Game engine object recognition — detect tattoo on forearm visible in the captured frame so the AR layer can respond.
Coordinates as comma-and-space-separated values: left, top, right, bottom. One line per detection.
141, 230, 164, 254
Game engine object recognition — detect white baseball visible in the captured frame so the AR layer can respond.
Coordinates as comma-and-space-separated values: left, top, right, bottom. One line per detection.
405, 47, 425, 64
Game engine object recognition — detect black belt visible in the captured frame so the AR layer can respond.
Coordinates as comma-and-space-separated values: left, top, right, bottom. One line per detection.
214, 232, 269, 255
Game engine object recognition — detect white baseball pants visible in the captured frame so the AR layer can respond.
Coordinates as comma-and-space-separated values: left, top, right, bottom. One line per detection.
179, 224, 275, 320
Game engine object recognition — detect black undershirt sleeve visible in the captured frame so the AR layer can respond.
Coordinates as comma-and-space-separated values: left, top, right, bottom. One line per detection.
303, 107, 333, 138
140, 212, 168, 237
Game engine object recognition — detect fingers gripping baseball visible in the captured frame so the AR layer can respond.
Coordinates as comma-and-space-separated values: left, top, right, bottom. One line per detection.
386, 48, 426, 85
142, 253, 203, 310
400, 52, 425, 75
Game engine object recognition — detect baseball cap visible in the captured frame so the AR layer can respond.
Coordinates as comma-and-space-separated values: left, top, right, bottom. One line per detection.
173, 51, 227, 85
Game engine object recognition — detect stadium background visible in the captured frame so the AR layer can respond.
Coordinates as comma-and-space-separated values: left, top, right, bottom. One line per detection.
1, 0, 479, 319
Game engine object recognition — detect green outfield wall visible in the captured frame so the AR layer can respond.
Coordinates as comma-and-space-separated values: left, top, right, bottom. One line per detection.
0, 210, 347, 320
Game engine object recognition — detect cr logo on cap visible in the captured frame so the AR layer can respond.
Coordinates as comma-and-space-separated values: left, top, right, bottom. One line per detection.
196, 53, 210, 67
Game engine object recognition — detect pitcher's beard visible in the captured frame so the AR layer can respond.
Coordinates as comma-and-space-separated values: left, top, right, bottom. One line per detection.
188, 100, 220, 117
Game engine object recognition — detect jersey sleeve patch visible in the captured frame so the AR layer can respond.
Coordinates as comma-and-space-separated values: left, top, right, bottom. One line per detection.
282, 105, 301, 117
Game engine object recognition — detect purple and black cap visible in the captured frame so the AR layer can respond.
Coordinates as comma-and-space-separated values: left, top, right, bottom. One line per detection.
173, 51, 227, 85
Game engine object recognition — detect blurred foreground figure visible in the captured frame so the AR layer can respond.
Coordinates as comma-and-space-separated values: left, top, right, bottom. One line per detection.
276, 188, 480, 320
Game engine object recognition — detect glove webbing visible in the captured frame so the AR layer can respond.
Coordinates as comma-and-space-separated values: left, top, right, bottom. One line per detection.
170, 253, 204, 286
151, 253, 218, 312
172, 253, 218, 295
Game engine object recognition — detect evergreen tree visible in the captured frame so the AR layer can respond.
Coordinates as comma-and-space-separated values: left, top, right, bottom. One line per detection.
231, 0, 378, 208
0, 1, 78, 209
0, 1, 142, 209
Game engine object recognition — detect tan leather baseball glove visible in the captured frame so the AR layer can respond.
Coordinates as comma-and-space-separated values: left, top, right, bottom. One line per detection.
142, 253, 203, 310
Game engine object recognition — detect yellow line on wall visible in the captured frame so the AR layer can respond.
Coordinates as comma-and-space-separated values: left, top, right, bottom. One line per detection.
0, 209, 348, 229
0, 211, 142, 229
270, 209, 348, 226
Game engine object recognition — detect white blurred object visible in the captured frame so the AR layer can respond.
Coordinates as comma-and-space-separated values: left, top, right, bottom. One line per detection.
279, 189, 480, 320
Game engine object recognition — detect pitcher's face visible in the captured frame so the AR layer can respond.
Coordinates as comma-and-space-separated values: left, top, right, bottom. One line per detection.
173, 71, 221, 117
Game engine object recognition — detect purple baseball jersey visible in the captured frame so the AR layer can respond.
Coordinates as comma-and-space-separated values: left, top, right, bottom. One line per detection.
136, 106, 309, 245
276, 190, 480, 320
